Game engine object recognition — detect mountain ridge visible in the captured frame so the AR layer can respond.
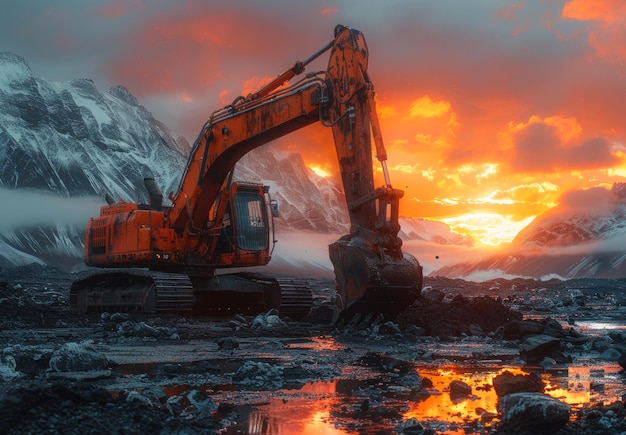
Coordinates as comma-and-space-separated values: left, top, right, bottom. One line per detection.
432, 183, 626, 279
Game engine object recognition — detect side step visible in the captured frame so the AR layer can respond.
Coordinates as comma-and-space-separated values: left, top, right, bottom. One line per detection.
277, 277, 313, 320
151, 272, 194, 312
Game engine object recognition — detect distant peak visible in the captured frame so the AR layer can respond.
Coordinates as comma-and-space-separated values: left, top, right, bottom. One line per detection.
611, 182, 626, 199
69, 78, 99, 95
0, 52, 33, 85
108, 85, 140, 106
0, 52, 30, 66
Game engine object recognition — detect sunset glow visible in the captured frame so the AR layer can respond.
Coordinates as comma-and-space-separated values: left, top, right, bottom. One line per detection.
309, 165, 330, 178
441, 213, 536, 246
5, 1, 626, 246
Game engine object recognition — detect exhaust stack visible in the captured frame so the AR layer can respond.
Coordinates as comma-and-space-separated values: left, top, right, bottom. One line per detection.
144, 178, 163, 211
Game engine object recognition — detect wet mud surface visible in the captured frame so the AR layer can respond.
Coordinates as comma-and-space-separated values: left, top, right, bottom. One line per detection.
2, 264, 626, 434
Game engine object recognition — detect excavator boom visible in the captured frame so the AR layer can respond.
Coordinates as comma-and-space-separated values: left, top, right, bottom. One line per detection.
74, 25, 422, 322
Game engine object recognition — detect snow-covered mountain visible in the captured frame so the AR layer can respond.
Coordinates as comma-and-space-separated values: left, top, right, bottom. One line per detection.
432, 183, 626, 279
0, 52, 188, 199
0, 52, 192, 271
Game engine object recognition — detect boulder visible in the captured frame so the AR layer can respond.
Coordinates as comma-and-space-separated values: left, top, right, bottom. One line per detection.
252, 309, 286, 329
503, 320, 544, 340
497, 392, 570, 433
2, 344, 53, 375
232, 361, 284, 390
48, 342, 109, 373
379, 321, 401, 335
449, 380, 472, 402
519, 334, 561, 363
542, 318, 566, 338
493, 370, 544, 397
0, 354, 21, 381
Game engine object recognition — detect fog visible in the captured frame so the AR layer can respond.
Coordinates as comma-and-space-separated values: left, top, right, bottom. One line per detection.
0, 188, 496, 279
0, 188, 104, 232
267, 230, 626, 283
3, 187, 624, 284
401, 239, 498, 277
265, 230, 498, 278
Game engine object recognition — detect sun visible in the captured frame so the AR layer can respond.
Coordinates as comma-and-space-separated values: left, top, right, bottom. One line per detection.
440, 213, 535, 246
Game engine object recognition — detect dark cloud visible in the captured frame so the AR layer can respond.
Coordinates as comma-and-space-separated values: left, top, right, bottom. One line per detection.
511, 123, 618, 173
560, 186, 616, 213
521, 185, 617, 238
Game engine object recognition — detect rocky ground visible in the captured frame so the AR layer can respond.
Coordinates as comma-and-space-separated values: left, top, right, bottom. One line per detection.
1, 264, 626, 434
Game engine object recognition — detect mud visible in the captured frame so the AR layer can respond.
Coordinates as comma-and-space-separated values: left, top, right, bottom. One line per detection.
1, 264, 626, 434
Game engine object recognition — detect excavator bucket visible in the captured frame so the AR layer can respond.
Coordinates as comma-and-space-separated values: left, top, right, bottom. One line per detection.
329, 236, 423, 324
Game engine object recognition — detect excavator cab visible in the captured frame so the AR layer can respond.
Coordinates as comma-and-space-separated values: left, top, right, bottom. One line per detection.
213, 182, 273, 262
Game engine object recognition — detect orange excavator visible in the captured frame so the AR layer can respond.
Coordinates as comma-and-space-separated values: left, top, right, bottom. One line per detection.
71, 25, 423, 322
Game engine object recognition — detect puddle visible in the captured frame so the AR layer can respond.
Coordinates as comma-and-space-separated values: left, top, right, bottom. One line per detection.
284, 336, 345, 351
407, 363, 624, 432
213, 362, 625, 434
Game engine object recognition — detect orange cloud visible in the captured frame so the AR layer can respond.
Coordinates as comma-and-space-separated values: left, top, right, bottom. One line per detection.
408, 96, 451, 118
218, 89, 232, 106
562, 0, 626, 23
240, 76, 274, 97
491, 182, 560, 206
495, 3, 529, 37
376, 99, 397, 120
179, 92, 192, 103
562, 0, 626, 60
441, 212, 534, 246
320, 4, 339, 16
97, 0, 145, 18
103, 4, 321, 97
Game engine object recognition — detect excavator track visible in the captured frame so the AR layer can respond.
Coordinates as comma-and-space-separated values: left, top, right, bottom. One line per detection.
191, 273, 313, 319
70, 270, 194, 314
191, 273, 281, 316
71, 270, 314, 319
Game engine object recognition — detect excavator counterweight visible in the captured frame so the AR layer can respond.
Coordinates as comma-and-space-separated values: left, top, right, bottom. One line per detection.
71, 25, 422, 322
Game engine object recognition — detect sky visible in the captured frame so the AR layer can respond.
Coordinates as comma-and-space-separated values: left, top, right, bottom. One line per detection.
2, 0, 626, 247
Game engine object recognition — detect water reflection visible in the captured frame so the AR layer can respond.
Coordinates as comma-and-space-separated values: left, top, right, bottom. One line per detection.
283, 336, 345, 352
230, 381, 345, 434
404, 365, 508, 431
544, 365, 624, 407
222, 363, 624, 434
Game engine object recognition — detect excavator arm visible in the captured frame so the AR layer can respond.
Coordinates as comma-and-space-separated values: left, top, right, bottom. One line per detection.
325, 27, 422, 321
165, 25, 422, 321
